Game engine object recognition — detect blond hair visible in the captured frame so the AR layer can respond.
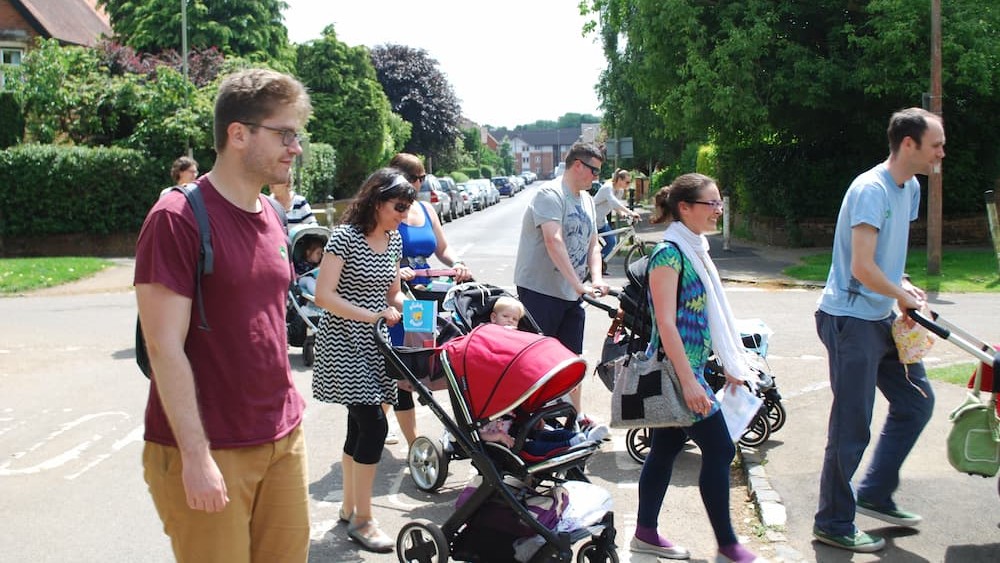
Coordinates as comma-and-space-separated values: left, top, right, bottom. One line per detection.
493, 296, 525, 319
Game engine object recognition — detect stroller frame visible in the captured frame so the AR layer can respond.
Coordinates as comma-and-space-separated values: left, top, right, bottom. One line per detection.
374, 319, 617, 563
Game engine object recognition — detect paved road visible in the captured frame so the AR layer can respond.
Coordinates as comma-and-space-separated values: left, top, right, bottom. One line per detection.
3, 178, 999, 562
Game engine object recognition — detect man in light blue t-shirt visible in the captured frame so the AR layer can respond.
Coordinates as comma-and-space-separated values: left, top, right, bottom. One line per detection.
813, 108, 945, 553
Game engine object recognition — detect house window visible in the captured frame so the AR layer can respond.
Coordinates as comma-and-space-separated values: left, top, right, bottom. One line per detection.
1, 48, 22, 65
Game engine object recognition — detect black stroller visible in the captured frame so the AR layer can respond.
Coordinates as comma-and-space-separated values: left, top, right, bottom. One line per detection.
394, 283, 594, 492
285, 224, 330, 366
374, 289, 617, 562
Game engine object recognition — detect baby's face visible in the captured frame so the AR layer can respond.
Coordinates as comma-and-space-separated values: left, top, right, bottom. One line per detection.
305, 246, 323, 264
491, 309, 521, 328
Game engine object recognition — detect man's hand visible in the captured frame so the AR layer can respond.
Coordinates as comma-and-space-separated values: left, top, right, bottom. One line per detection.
181, 450, 229, 513
897, 278, 926, 325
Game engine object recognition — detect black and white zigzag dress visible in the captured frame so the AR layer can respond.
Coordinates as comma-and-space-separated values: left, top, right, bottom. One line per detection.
312, 224, 401, 406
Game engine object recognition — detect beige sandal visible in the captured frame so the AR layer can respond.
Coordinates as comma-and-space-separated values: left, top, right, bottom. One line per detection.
348, 517, 394, 553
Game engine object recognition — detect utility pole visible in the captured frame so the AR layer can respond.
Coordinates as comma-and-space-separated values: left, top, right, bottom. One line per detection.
927, 0, 943, 275
181, 0, 191, 156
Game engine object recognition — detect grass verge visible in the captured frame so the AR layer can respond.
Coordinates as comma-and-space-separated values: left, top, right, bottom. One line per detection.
783, 248, 1000, 292
926, 362, 978, 386
0, 257, 112, 294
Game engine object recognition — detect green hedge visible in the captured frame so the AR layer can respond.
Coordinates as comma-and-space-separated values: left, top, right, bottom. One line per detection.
0, 144, 160, 236
0, 92, 23, 148
458, 166, 480, 179
296, 142, 336, 202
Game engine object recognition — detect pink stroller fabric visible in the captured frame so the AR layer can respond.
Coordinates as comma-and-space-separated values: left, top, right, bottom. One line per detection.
441, 324, 586, 423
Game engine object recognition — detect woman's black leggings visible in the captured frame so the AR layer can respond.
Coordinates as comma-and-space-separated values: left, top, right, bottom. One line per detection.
343, 404, 388, 464
396, 389, 415, 411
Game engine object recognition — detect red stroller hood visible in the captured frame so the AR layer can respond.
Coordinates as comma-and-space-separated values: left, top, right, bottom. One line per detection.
442, 324, 587, 422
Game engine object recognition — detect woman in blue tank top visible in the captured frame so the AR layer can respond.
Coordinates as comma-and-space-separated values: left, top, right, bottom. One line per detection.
386, 153, 473, 446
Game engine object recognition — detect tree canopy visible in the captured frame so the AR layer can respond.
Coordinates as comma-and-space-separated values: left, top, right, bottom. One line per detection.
98, 0, 292, 67
586, 0, 1000, 233
369, 44, 461, 164
296, 25, 394, 198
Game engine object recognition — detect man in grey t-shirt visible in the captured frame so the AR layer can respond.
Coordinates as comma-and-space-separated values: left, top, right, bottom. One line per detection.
515, 142, 609, 422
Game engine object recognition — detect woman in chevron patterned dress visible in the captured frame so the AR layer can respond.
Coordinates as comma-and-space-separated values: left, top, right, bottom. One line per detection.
630, 173, 761, 563
311, 168, 415, 553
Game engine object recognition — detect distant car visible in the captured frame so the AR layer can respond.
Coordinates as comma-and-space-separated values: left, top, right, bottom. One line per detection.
520, 171, 537, 185
455, 184, 475, 215
484, 180, 501, 205
420, 174, 451, 222
437, 176, 463, 219
509, 175, 525, 193
492, 176, 514, 197
457, 183, 481, 213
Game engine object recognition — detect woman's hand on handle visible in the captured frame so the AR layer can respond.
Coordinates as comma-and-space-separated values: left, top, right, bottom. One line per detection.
378, 307, 401, 327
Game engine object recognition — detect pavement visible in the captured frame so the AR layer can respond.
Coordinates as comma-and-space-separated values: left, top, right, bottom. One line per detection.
17, 236, 1000, 562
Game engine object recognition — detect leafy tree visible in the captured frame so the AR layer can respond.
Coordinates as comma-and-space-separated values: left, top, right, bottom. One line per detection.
97, 40, 226, 87
369, 44, 461, 164
586, 0, 1000, 234
99, 0, 292, 68
296, 25, 392, 198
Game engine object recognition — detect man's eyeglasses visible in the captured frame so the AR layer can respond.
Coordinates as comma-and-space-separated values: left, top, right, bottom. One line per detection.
405, 173, 427, 183
576, 159, 601, 177
238, 122, 304, 147
691, 199, 724, 209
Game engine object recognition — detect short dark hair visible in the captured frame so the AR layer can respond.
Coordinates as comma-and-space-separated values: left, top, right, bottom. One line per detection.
389, 153, 426, 180
887, 107, 940, 154
652, 173, 717, 224
341, 168, 417, 235
564, 142, 604, 167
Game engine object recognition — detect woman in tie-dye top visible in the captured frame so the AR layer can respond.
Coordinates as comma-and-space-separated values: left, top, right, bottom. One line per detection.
628, 173, 761, 563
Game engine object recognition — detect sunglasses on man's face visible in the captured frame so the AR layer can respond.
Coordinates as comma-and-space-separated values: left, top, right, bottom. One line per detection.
576, 159, 601, 177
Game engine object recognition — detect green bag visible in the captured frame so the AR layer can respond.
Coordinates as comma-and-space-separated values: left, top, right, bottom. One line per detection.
946, 364, 1000, 477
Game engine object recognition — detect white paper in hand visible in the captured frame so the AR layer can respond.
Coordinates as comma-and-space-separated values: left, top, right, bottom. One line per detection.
715, 385, 763, 443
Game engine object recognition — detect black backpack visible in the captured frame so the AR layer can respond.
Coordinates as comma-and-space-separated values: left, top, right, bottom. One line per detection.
618, 240, 683, 353
135, 184, 287, 378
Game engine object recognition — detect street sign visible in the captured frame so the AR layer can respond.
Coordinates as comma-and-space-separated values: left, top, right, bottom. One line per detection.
606, 137, 634, 158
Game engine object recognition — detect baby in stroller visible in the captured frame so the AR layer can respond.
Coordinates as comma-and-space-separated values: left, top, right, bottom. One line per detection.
286, 224, 330, 366
293, 235, 323, 295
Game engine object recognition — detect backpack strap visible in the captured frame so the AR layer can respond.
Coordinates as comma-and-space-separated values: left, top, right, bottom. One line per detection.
171, 183, 212, 331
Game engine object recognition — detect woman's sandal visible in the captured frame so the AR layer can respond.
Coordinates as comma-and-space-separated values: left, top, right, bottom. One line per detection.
347, 518, 394, 553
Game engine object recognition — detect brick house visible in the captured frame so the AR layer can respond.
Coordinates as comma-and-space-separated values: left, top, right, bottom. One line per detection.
495, 124, 603, 179
0, 0, 110, 77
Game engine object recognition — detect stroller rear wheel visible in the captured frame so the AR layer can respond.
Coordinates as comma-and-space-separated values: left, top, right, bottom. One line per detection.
408, 436, 450, 492
738, 413, 771, 447
765, 399, 786, 432
576, 540, 620, 563
626, 427, 650, 464
397, 519, 450, 563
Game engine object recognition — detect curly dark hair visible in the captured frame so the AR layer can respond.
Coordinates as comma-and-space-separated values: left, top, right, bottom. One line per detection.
341, 167, 416, 235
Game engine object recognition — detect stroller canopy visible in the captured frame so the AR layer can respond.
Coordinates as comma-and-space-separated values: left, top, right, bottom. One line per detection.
289, 224, 330, 263
442, 323, 586, 422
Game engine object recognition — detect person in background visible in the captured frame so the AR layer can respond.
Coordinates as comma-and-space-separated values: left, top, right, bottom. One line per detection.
593, 168, 641, 274
634, 172, 761, 562
311, 168, 414, 553
383, 152, 472, 446
514, 142, 609, 430
812, 108, 942, 553
158, 156, 199, 197
269, 171, 317, 225
135, 68, 312, 563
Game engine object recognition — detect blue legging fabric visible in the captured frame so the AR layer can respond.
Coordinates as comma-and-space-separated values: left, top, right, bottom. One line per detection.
636, 411, 737, 547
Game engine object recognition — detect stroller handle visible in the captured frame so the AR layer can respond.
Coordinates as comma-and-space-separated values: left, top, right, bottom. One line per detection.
908, 309, 1000, 370
582, 289, 621, 318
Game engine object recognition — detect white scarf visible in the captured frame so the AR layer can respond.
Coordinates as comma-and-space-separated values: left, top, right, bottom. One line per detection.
663, 221, 756, 384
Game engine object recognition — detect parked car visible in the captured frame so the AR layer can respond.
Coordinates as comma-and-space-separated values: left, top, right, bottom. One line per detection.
509, 175, 525, 193
520, 171, 537, 185
455, 183, 475, 215
419, 173, 451, 222
437, 176, 463, 219
484, 180, 501, 205
492, 176, 515, 197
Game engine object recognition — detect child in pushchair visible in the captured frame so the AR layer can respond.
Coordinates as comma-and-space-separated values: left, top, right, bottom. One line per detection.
374, 314, 617, 562
285, 224, 330, 366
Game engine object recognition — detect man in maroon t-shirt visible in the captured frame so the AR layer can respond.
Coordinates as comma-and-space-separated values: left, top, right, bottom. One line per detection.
135, 69, 312, 563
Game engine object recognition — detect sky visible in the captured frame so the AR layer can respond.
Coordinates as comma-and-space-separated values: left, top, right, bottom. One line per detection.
281, 0, 606, 129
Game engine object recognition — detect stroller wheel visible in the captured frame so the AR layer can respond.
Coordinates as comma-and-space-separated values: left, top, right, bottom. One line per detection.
408, 436, 450, 492
576, 539, 620, 563
302, 336, 315, 367
765, 399, 786, 432
626, 427, 650, 464
739, 413, 772, 448
397, 518, 450, 563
